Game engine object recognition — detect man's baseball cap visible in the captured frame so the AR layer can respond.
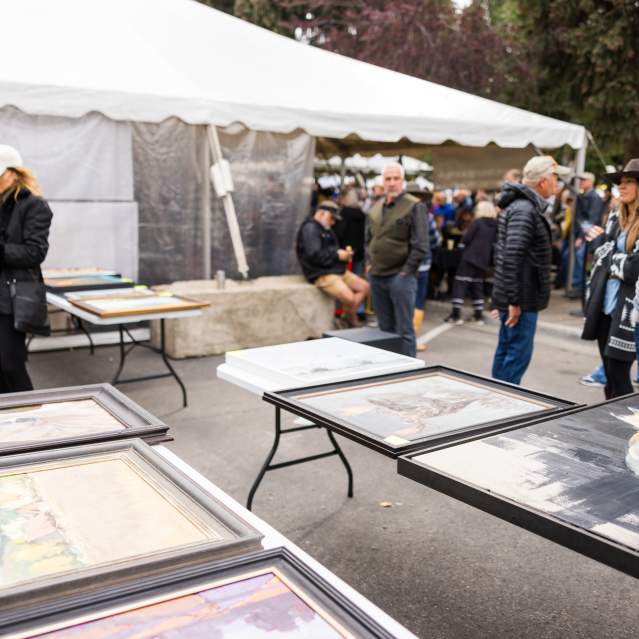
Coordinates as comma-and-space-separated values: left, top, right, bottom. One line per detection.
523, 155, 566, 182
579, 171, 596, 182
0, 145, 22, 175
317, 200, 342, 220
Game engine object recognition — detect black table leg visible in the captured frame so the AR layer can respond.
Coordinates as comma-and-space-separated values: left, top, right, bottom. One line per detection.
246, 407, 355, 511
74, 317, 95, 355
159, 319, 188, 408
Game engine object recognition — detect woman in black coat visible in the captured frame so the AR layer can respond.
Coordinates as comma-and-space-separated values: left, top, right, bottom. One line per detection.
445, 200, 497, 324
0, 145, 52, 393
582, 160, 639, 398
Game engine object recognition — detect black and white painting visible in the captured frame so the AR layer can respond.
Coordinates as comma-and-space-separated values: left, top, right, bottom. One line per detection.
414, 396, 639, 550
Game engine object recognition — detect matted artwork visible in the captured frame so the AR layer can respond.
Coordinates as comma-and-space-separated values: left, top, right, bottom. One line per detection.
68, 291, 209, 318
45, 274, 133, 294
225, 337, 423, 389
265, 366, 574, 457
10, 549, 393, 639
0, 440, 261, 627
399, 394, 639, 578
0, 384, 170, 454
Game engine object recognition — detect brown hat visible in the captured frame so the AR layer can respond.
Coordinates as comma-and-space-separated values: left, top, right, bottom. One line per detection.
317, 200, 342, 220
603, 158, 639, 184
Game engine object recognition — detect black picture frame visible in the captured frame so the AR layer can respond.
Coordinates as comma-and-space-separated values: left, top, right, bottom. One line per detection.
264, 365, 576, 458
0, 439, 263, 628
4, 547, 396, 639
0, 383, 171, 455
398, 394, 639, 579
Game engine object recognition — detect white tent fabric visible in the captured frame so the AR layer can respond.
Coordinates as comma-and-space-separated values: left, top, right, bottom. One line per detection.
0, 0, 586, 150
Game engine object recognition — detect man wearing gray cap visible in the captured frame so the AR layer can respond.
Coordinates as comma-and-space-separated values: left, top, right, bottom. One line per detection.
491, 156, 558, 384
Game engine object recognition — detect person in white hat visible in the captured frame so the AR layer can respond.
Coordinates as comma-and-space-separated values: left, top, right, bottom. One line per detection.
491, 155, 560, 384
0, 145, 53, 393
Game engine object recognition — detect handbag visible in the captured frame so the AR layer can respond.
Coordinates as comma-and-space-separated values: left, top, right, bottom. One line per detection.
9, 277, 51, 336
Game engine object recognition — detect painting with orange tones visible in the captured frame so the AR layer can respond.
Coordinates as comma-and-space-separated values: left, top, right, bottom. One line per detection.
34, 570, 353, 638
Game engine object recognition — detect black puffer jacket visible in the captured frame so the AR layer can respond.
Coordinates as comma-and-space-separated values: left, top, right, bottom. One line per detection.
0, 189, 52, 315
296, 216, 345, 283
492, 183, 552, 312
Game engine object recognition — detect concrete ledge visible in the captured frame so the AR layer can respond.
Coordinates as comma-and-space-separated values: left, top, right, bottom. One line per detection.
150, 275, 335, 358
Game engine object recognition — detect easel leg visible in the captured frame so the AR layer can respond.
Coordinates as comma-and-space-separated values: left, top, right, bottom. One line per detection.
326, 429, 354, 498
247, 407, 282, 511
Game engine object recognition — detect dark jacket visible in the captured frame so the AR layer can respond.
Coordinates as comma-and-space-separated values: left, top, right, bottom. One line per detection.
0, 189, 52, 315
582, 211, 639, 361
296, 216, 345, 283
334, 206, 366, 263
366, 193, 429, 277
459, 217, 497, 274
492, 183, 552, 312
574, 189, 605, 237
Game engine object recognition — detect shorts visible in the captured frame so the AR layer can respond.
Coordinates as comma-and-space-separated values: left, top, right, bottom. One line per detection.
314, 271, 359, 298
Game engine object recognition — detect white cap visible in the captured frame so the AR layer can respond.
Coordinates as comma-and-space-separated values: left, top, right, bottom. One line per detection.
373, 175, 384, 187
0, 145, 22, 175
523, 155, 558, 182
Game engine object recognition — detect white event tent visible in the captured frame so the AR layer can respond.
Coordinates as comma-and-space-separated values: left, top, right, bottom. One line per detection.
0, 0, 588, 282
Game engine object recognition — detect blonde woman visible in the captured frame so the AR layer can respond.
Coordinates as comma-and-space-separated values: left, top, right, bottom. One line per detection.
582, 159, 639, 398
444, 200, 498, 324
0, 145, 52, 393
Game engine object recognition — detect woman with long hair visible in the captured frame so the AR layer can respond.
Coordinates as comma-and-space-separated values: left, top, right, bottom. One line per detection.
582, 159, 639, 398
0, 145, 52, 393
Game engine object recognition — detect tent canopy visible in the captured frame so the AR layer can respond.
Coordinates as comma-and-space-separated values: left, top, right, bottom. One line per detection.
1, 0, 586, 150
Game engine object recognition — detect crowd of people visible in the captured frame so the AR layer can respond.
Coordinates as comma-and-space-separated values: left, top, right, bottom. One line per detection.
297, 155, 639, 400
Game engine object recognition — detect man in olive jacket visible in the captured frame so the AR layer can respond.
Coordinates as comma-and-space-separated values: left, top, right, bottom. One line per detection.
491, 155, 558, 384
366, 164, 429, 357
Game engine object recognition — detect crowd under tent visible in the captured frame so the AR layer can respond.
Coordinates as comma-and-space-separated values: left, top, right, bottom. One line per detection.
0, 0, 588, 284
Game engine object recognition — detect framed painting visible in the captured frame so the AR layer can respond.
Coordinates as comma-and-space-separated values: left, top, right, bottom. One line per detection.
0, 384, 171, 455
0, 439, 262, 628
398, 394, 639, 579
264, 366, 576, 457
5, 548, 396, 639
42, 268, 120, 280
67, 290, 209, 318
45, 274, 134, 294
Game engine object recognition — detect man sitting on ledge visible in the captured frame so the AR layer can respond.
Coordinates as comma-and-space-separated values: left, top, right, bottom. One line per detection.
296, 200, 370, 327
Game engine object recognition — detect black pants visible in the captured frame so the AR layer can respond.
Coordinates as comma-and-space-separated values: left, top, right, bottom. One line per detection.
0, 315, 33, 393
596, 313, 633, 399
451, 263, 485, 315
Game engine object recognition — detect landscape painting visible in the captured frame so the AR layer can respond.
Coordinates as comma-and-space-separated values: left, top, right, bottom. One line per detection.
0, 453, 221, 589
31, 569, 353, 639
293, 372, 552, 445
0, 400, 125, 445
413, 396, 639, 551
69, 293, 208, 318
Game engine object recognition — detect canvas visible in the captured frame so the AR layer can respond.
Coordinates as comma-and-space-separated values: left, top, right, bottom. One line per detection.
292, 372, 552, 447
42, 268, 119, 279
410, 395, 639, 553
31, 569, 352, 638
45, 275, 130, 288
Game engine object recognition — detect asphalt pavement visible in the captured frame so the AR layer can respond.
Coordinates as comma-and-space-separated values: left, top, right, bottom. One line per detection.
27, 298, 637, 639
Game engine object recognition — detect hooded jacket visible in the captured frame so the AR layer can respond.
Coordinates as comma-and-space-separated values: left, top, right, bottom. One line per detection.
492, 182, 552, 312
296, 216, 345, 283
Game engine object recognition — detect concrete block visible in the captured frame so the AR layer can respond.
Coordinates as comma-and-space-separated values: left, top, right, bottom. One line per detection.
150, 275, 335, 358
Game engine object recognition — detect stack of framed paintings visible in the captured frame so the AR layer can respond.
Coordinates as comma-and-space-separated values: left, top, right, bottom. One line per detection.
398, 394, 639, 578
0, 384, 170, 455
42, 268, 120, 279
65, 289, 210, 319
0, 439, 263, 632
264, 365, 576, 457
6, 548, 394, 638
44, 273, 134, 294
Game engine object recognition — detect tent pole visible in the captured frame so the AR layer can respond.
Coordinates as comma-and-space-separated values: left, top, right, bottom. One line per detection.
206, 125, 249, 279
566, 137, 588, 299
201, 128, 212, 280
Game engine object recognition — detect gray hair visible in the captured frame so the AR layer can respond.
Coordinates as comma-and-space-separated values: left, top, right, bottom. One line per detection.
383, 162, 405, 179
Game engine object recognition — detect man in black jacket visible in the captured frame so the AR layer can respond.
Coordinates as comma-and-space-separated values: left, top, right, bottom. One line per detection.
296, 200, 369, 327
491, 156, 558, 384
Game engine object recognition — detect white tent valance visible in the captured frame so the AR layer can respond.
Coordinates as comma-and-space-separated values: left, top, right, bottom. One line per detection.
0, 0, 586, 150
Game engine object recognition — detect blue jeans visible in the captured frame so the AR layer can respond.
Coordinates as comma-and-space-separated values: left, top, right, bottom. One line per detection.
415, 269, 430, 311
370, 273, 417, 357
491, 310, 538, 385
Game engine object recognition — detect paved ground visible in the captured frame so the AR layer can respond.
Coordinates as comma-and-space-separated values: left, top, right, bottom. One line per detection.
28, 296, 637, 639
